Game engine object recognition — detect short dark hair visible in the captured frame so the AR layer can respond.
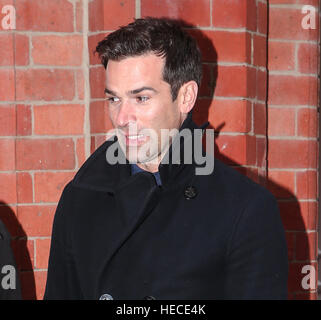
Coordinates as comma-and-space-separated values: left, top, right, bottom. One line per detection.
95, 17, 202, 102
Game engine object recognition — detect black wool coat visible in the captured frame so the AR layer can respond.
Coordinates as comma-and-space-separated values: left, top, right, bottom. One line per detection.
0, 219, 21, 300
44, 114, 288, 300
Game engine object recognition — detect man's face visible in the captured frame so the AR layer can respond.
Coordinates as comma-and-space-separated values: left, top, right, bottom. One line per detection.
105, 53, 183, 169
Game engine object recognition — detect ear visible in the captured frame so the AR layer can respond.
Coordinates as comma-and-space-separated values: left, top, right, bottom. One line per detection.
178, 81, 199, 114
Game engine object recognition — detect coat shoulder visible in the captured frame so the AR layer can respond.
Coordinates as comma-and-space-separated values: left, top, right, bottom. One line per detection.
202, 157, 277, 211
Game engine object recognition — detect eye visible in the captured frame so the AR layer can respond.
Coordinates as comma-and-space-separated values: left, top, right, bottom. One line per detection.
136, 96, 149, 103
107, 96, 120, 104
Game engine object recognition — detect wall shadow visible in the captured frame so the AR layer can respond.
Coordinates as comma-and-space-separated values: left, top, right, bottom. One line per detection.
0, 202, 36, 300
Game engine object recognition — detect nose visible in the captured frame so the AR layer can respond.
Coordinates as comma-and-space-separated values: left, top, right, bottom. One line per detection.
115, 99, 136, 128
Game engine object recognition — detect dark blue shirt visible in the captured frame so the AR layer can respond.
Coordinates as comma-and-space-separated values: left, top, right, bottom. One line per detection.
130, 163, 162, 186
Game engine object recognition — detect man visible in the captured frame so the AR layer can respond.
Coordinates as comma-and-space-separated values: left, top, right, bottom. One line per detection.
44, 17, 288, 300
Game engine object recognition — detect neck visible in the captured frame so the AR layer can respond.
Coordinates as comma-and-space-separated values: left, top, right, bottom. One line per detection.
135, 161, 159, 173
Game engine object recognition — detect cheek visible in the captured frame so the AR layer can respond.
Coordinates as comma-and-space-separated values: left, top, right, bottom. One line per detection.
107, 105, 118, 127
145, 99, 179, 127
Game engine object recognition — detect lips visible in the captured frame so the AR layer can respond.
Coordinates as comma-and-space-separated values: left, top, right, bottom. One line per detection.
123, 133, 148, 146
126, 134, 144, 140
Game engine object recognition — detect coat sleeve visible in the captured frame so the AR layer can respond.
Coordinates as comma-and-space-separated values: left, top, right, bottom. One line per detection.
0, 219, 22, 300
223, 190, 289, 299
44, 182, 83, 300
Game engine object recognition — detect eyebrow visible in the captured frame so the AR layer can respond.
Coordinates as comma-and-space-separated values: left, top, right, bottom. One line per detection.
104, 86, 158, 96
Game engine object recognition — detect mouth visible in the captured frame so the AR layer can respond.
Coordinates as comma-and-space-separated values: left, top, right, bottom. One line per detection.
124, 134, 148, 146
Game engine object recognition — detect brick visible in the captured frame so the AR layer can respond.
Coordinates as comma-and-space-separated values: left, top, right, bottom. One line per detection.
11, 238, 34, 271
35, 238, 51, 269
215, 66, 256, 98
256, 69, 267, 102
297, 43, 319, 74
288, 262, 317, 292
32, 35, 83, 66
253, 103, 266, 135
90, 66, 106, 99
294, 292, 318, 300
20, 270, 48, 299
15, 34, 29, 66
90, 101, 114, 134
34, 104, 84, 135
0, 173, 16, 204
268, 107, 296, 136
269, 8, 319, 41
0, 34, 29, 66
0, 69, 15, 101
256, 137, 267, 168
0, 139, 15, 171
188, 30, 251, 63
34, 271, 47, 300
16, 0, 74, 32
214, 134, 256, 166
16, 138, 75, 170
268, 75, 318, 106
142, 0, 210, 27
34, 171, 75, 203
199, 64, 213, 97
279, 200, 317, 231
16, 69, 75, 101
193, 99, 251, 133
91, 135, 110, 153
20, 271, 37, 300
16, 104, 32, 136
17, 205, 56, 237
296, 0, 319, 5
212, 0, 257, 31
89, 0, 135, 31
268, 139, 317, 169
296, 170, 317, 200
285, 232, 295, 261
17, 172, 33, 203
267, 170, 295, 199
211, 31, 251, 64
0, 105, 16, 135
253, 34, 267, 67
76, 137, 86, 168
88, 33, 109, 66
295, 232, 317, 261
76, 70, 85, 100
270, 0, 318, 3
76, 0, 83, 32
297, 108, 318, 138
268, 41, 295, 71
0, 34, 14, 65
257, 1, 267, 35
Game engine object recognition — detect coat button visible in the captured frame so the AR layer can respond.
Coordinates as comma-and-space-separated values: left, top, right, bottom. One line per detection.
99, 293, 114, 300
144, 295, 156, 300
184, 186, 197, 200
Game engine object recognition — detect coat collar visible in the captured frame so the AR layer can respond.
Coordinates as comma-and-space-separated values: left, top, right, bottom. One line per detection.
72, 113, 209, 193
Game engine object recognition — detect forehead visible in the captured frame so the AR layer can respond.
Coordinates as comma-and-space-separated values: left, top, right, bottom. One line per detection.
105, 53, 165, 88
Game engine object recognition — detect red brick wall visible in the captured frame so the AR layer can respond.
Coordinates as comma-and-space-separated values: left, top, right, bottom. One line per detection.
267, 0, 320, 299
0, 0, 319, 299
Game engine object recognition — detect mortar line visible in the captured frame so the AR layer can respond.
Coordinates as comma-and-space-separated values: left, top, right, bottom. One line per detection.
82, 0, 91, 159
